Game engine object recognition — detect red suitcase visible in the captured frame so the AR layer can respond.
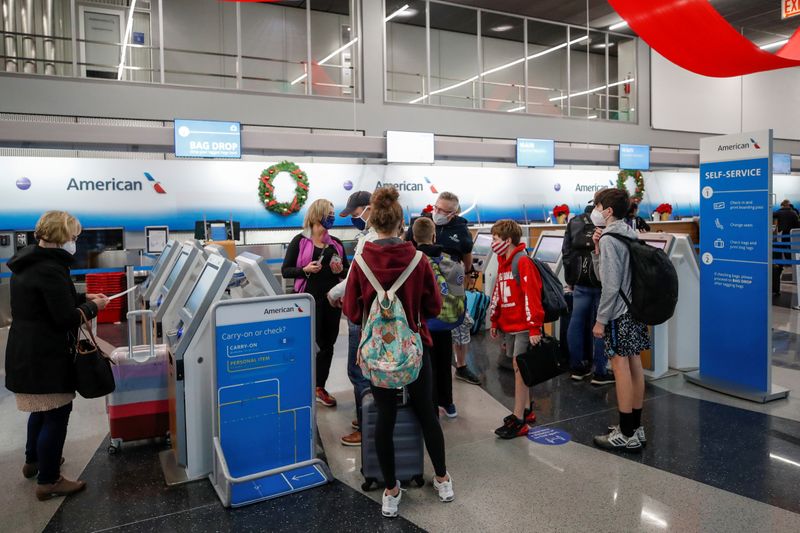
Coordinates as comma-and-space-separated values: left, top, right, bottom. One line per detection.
106, 310, 170, 453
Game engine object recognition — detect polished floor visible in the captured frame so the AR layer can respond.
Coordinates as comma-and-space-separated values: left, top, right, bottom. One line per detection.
2, 290, 800, 531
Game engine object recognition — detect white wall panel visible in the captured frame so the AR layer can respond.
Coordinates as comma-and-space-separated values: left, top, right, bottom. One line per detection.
651, 51, 742, 135
742, 68, 800, 141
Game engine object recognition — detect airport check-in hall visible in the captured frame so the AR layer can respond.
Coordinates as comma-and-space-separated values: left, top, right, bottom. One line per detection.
1, 0, 800, 532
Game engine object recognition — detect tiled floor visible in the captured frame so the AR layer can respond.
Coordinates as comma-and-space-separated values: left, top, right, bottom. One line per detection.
2, 295, 800, 532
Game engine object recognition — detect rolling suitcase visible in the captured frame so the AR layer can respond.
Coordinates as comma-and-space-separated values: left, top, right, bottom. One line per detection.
106, 310, 170, 454
360, 389, 425, 491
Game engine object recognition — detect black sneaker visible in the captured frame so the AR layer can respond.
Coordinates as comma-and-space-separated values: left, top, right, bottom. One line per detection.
570, 365, 592, 381
495, 416, 530, 440
455, 366, 481, 385
590, 373, 615, 386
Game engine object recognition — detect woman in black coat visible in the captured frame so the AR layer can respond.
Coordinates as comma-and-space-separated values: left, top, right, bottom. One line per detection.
5, 211, 109, 501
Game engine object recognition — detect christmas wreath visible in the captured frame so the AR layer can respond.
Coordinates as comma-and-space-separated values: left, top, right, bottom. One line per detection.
259, 161, 309, 216
616, 169, 645, 200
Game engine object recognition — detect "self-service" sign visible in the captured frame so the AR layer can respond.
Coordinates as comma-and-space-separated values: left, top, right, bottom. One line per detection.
174, 119, 241, 159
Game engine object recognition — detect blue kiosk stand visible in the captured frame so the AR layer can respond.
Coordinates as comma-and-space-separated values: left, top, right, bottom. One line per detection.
210, 295, 332, 507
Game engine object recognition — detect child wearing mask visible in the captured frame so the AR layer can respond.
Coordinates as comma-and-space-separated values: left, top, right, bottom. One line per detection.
282, 198, 348, 408
489, 220, 544, 439
590, 188, 650, 451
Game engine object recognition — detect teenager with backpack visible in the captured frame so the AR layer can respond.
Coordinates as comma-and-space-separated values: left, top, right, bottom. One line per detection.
489, 220, 545, 440
412, 217, 466, 418
343, 187, 454, 518
562, 199, 614, 386
590, 188, 650, 452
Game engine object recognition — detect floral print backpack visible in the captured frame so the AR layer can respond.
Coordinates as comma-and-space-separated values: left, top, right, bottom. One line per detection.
355, 252, 424, 389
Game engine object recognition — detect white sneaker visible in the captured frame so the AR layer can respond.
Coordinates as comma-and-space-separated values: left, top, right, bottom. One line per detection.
594, 425, 642, 452
382, 482, 404, 518
433, 473, 455, 502
609, 425, 646, 444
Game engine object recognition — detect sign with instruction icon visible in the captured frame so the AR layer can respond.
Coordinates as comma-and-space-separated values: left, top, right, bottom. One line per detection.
692, 130, 786, 402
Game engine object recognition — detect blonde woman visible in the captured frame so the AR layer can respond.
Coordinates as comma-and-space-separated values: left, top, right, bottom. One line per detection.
282, 199, 349, 407
6, 211, 109, 501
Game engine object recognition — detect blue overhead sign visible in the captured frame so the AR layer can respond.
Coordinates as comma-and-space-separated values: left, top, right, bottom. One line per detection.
689, 130, 786, 402
517, 138, 555, 167
174, 119, 241, 159
210, 295, 331, 507
619, 144, 650, 170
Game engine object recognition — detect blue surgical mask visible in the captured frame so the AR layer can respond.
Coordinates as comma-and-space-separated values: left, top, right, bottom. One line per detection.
351, 216, 366, 231
321, 215, 335, 230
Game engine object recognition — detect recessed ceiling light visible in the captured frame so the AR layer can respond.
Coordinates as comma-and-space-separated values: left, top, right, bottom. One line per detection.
593, 43, 616, 49
397, 8, 417, 17
760, 39, 788, 50
609, 21, 628, 30
491, 24, 514, 32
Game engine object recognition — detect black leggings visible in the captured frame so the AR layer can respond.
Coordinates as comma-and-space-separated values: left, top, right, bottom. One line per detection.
26, 402, 72, 485
370, 348, 447, 489
315, 302, 342, 388
430, 330, 454, 408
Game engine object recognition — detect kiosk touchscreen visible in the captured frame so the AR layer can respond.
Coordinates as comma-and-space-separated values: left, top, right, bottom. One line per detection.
140, 240, 180, 301
152, 241, 204, 332
472, 233, 493, 273
235, 252, 283, 297
532, 232, 566, 281
163, 253, 237, 484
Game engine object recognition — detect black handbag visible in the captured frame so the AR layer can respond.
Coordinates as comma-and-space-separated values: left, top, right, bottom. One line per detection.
73, 309, 116, 399
515, 335, 565, 387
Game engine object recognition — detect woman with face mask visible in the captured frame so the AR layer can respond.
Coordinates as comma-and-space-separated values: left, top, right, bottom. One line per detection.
6, 211, 109, 501
282, 199, 349, 408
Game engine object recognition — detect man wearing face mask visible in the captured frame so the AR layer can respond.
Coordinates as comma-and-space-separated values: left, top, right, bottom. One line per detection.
282, 199, 349, 409
328, 191, 378, 446
561, 196, 613, 385
406, 192, 476, 413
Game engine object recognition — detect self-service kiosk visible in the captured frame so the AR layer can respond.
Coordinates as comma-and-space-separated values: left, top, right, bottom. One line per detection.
162, 253, 237, 484
152, 241, 205, 335
532, 231, 566, 284
638, 233, 700, 378
235, 252, 283, 298
139, 240, 180, 302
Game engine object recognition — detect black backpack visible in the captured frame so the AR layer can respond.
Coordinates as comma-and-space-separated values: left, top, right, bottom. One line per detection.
563, 214, 601, 288
602, 233, 678, 325
511, 252, 568, 323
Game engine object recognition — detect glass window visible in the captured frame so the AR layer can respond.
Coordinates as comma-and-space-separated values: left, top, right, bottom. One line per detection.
525, 20, 569, 117
427, 2, 478, 109
385, 0, 427, 104
309, 0, 360, 99
611, 35, 637, 122
239, 1, 308, 95
479, 12, 525, 112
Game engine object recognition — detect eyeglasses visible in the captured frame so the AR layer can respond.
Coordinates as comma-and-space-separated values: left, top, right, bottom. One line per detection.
433, 205, 455, 216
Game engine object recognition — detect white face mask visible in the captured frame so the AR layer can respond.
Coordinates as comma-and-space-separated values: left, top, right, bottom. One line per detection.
61, 241, 77, 255
432, 212, 450, 226
590, 208, 607, 228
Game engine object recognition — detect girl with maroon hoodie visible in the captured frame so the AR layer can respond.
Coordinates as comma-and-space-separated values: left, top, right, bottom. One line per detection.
489, 220, 545, 439
343, 187, 454, 518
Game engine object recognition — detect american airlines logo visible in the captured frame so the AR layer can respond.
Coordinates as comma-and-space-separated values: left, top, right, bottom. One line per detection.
717, 139, 760, 152
263, 304, 303, 315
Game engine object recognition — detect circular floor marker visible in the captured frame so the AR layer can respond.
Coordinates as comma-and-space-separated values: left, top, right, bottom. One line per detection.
527, 427, 572, 446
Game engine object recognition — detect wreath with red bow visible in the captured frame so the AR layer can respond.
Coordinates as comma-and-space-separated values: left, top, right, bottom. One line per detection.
258, 161, 309, 216
616, 169, 645, 200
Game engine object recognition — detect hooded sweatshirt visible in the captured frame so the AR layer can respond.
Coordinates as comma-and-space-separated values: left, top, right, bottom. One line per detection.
343, 240, 442, 347
489, 243, 544, 337
592, 220, 639, 325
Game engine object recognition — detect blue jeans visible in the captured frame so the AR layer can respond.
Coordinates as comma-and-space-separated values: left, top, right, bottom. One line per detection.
26, 402, 72, 484
347, 320, 371, 428
567, 285, 607, 375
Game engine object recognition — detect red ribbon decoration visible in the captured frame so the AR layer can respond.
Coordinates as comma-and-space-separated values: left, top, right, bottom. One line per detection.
607, 0, 800, 77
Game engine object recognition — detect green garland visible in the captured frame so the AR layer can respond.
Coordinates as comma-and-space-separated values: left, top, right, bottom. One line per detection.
258, 161, 309, 216
616, 169, 644, 200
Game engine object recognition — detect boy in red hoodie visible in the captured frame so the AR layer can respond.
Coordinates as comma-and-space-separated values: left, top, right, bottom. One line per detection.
489, 220, 545, 439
